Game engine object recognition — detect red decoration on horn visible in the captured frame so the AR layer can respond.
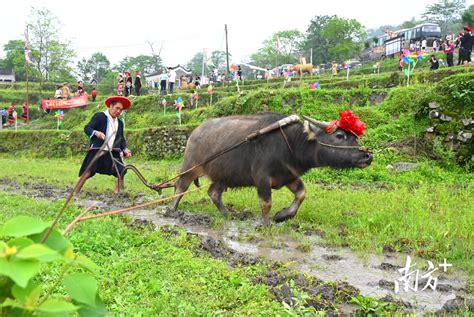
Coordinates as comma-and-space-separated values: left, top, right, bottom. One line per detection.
325, 110, 366, 137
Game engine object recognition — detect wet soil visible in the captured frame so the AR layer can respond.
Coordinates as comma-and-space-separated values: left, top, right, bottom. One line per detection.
1, 178, 472, 315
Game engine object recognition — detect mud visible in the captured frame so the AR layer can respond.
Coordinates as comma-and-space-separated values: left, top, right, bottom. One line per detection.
1, 179, 472, 315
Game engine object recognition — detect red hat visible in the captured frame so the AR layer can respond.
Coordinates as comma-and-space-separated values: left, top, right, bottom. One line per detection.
105, 96, 131, 110
464, 25, 473, 32
134, 70, 139, 75
125, 71, 131, 76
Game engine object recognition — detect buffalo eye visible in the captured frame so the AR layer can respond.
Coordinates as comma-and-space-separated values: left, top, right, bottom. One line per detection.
336, 132, 346, 140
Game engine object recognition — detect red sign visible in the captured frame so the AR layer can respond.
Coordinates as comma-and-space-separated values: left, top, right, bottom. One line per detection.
41, 94, 89, 110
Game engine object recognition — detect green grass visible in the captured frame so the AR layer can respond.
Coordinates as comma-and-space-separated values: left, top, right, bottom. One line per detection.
0, 192, 292, 315
0, 155, 472, 281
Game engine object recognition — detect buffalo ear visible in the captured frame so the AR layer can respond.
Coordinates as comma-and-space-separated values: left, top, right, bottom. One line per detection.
302, 115, 329, 130
303, 120, 316, 140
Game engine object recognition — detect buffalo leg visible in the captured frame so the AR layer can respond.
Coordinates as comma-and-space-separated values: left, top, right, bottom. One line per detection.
257, 181, 272, 226
273, 178, 305, 223
170, 174, 195, 211
208, 182, 229, 217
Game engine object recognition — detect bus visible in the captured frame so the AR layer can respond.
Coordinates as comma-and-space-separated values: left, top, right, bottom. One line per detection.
396, 23, 441, 47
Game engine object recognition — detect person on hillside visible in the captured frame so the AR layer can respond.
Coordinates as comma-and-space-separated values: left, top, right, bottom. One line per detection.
20, 103, 28, 122
91, 87, 97, 102
0, 108, 7, 127
7, 103, 15, 125
124, 71, 133, 97
237, 65, 242, 81
159, 69, 169, 95
421, 38, 427, 51
134, 70, 142, 96
429, 55, 439, 70
54, 85, 62, 99
443, 40, 455, 67
76, 80, 84, 96
433, 39, 438, 52
75, 95, 132, 194
331, 62, 337, 76
459, 25, 473, 66
60, 83, 71, 100
194, 75, 201, 88
117, 73, 124, 96
168, 67, 177, 94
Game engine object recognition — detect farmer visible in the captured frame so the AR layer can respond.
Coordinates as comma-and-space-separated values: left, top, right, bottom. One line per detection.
75, 96, 132, 194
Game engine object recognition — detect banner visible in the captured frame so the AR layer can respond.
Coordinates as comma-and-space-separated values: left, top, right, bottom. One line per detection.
41, 95, 89, 110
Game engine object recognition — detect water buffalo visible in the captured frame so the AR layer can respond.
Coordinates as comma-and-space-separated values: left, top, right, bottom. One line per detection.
171, 113, 372, 225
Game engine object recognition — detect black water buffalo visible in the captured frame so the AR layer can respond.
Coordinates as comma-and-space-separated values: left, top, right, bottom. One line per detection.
171, 112, 372, 225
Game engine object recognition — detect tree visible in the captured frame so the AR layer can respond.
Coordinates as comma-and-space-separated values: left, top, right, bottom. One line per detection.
303, 15, 334, 65
77, 52, 111, 83
209, 51, 230, 71
320, 17, 366, 62
398, 17, 421, 29
2, 40, 31, 81
422, 0, 466, 34
250, 30, 304, 68
186, 52, 205, 75
461, 4, 474, 27
28, 7, 75, 81
115, 55, 163, 75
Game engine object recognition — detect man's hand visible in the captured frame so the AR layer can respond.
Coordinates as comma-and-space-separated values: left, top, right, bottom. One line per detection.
124, 149, 132, 157
95, 131, 105, 140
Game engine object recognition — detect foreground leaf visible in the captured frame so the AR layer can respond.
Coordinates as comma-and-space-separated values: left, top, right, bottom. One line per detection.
75, 255, 99, 274
37, 299, 77, 313
0, 258, 40, 288
76, 295, 108, 317
0, 217, 50, 238
12, 281, 41, 309
16, 244, 62, 262
63, 273, 97, 307
29, 228, 70, 255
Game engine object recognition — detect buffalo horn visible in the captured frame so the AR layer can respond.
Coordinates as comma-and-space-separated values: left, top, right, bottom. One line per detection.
302, 115, 329, 130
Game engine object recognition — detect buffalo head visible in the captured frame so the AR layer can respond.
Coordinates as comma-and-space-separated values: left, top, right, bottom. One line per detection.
303, 115, 373, 168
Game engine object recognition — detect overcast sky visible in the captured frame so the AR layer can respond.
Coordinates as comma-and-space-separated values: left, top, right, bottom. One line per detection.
1, 0, 472, 68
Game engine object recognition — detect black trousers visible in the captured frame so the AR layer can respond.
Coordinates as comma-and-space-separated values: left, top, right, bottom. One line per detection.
447, 53, 453, 67
169, 82, 174, 94
135, 86, 141, 96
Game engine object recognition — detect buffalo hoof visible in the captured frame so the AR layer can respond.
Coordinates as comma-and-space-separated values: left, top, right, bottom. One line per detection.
273, 208, 296, 223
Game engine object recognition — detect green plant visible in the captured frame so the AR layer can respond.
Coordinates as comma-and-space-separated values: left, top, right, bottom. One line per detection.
350, 295, 396, 316
0, 216, 106, 316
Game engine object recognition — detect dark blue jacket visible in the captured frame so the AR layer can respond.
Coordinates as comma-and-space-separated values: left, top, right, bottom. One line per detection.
84, 112, 127, 151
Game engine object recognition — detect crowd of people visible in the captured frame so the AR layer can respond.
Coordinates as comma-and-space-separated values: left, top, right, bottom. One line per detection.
437, 25, 472, 67
0, 102, 28, 128
117, 71, 142, 97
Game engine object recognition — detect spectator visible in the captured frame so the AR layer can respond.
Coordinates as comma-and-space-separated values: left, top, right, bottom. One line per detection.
134, 70, 142, 96
76, 80, 84, 96
194, 75, 201, 88
60, 83, 71, 100
159, 69, 169, 95
443, 40, 455, 67
421, 38, 427, 51
124, 71, 132, 97
459, 25, 473, 66
213, 68, 218, 82
54, 85, 62, 99
20, 103, 28, 122
331, 62, 337, 76
237, 65, 242, 81
433, 39, 438, 52
168, 67, 177, 94
7, 103, 15, 125
91, 87, 97, 102
0, 108, 7, 127
429, 55, 439, 70
117, 73, 124, 96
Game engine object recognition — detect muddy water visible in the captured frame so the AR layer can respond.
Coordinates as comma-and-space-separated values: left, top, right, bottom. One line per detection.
130, 208, 470, 314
